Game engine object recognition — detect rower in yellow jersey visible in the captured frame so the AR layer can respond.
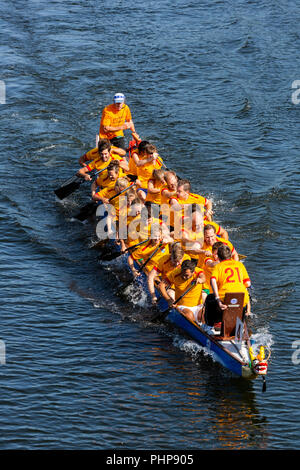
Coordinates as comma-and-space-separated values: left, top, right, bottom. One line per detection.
147, 242, 191, 305
146, 169, 166, 205
135, 143, 164, 202
201, 241, 224, 303
77, 139, 129, 182
159, 259, 206, 324
127, 224, 170, 279
169, 179, 213, 223
205, 244, 251, 327
93, 176, 132, 239
91, 160, 125, 193
196, 224, 239, 269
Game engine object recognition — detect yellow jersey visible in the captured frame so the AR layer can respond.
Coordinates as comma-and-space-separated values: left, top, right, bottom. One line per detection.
95, 186, 127, 219
167, 267, 205, 307
197, 237, 235, 269
95, 168, 125, 189
210, 259, 250, 306
131, 241, 169, 273
136, 159, 163, 189
153, 252, 191, 281
146, 178, 165, 205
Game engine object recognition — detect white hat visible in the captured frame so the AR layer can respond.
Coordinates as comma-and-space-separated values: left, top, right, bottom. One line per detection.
113, 92, 125, 103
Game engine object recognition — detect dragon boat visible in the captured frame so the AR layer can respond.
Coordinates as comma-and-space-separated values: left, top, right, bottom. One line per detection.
54, 136, 271, 391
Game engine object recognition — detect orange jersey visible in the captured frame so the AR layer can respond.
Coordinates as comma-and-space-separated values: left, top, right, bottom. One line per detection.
99, 103, 132, 140
167, 267, 205, 307
211, 259, 250, 306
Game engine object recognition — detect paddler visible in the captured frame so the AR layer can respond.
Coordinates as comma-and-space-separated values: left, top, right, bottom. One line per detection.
169, 179, 213, 223
196, 224, 239, 269
135, 143, 164, 203
159, 259, 206, 325
77, 139, 129, 181
177, 205, 228, 261
127, 224, 171, 279
201, 241, 224, 304
145, 168, 166, 206
93, 176, 132, 239
91, 160, 125, 194
99, 92, 136, 152
205, 244, 251, 326
147, 242, 191, 305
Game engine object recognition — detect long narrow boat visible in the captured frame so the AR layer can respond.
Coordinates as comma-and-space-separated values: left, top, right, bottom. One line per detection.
57, 135, 271, 391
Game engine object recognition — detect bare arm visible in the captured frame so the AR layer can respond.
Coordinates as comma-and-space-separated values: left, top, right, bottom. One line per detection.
210, 278, 226, 310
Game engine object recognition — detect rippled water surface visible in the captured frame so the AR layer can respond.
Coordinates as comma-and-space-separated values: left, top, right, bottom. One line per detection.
0, 0, 300, 450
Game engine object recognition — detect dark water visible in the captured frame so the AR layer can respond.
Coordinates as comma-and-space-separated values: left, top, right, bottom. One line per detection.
0, 0, 300, 450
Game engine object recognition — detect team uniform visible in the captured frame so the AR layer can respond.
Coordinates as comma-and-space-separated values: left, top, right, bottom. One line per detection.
136, 159, 163, 192
197, 237, 235, 269
166, 266, 205, 320
168, 192, 206, 230
82, 147, 125, 170
94, 186, 127, 220
210, 259, 250, 307
95, 167, 125, 190
152, 252, 191, 283
131, 241, 169, 273
99, 103, 132, 141
145, 178, 166, 205
202, 256, 216, 293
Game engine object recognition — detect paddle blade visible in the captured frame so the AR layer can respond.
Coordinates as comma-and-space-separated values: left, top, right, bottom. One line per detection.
74, 201, 98, 221
151, 307, 169, 323
98, 250, 121, 261
54, 177, 83, 200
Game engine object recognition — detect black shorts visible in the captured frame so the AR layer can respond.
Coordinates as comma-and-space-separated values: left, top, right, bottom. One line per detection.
110, 136, 126, 150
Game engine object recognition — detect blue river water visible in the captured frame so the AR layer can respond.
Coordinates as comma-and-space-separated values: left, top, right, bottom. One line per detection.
0, 0, 300, 450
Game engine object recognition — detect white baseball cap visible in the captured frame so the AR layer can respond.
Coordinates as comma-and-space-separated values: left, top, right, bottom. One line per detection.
113, 92, 125, 103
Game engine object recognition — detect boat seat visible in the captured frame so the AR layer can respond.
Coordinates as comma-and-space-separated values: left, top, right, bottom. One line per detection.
220, 292, 245, 339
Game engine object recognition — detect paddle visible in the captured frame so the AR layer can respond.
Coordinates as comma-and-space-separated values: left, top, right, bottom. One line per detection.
54, 166, 108, 200
98, 238, 150, 262
74, 183, 136, 222
151, 280, 197, 322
